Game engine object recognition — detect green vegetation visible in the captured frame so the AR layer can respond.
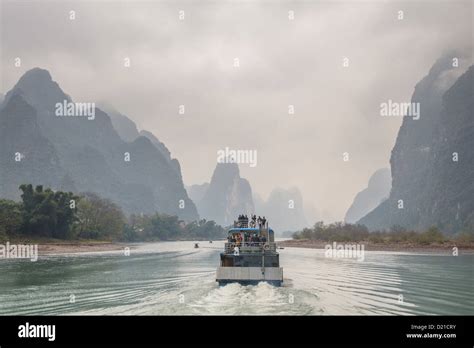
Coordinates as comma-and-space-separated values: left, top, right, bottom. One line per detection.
293, 221, 474, 245
19, 184, 79, 239
0, 184, 225, 242
75, 192, 126, 240
124, 214, 225, 242
0, 199, 22, 240
294, 221, 370, 242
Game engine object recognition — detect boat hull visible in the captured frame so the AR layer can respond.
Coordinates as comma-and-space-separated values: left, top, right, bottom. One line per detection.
216, 266, 283, 287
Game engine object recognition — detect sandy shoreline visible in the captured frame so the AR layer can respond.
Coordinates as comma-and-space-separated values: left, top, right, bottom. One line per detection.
277, 239, 474, 253
38, 242, 133, 255
0, 240, 133, 255
1, 239, 223, 256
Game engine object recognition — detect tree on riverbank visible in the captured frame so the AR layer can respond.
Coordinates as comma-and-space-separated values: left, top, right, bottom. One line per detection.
0, 184, 225, 242
293, 222, 473, 244
0, 199, 22, 239
20, 184, 78, 239
75, 192, 126, 240
123, 213, 225, 241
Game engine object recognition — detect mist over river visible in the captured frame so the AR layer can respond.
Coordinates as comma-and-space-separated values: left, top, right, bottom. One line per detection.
0, 241, 472, 315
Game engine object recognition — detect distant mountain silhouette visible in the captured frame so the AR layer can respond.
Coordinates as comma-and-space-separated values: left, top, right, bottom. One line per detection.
0, 68, 198, 221
345, 168, 391, 224
187, 183, 210, 206
254, 187, 308, 232
191, 163, 254, 226
189, 164, 311, 232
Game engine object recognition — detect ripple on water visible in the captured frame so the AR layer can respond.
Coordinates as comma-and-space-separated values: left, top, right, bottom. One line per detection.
0, 242, 472, 315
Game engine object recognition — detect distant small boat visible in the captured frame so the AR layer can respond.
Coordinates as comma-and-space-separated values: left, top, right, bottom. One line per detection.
194, 243, 199, 248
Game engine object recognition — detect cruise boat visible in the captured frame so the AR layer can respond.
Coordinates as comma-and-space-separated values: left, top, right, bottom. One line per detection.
216, 215, 283, 286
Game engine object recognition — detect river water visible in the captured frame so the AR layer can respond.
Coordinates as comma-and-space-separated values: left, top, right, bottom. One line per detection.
0, 241, 472, 315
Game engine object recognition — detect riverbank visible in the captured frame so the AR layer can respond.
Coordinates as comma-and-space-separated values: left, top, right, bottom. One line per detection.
38, 242, 132, 255
0, 238, 132, 255
0, 238, 223, 255
277, 239, 474, 253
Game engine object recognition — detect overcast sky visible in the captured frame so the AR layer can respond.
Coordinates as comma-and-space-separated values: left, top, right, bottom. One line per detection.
1, 0, 472, 221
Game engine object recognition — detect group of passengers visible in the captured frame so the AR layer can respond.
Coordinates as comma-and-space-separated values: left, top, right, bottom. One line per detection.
228, 232, 267, 247
237, 214, 267, 229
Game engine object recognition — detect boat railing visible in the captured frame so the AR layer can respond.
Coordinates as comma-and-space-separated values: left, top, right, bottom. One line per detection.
224, 242, 276, 253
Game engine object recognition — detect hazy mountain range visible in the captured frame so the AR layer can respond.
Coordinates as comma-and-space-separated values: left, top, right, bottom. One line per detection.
188, 163, 311, 232
254, 188, 309, 233
1, 56, 472, 235
0, 68, 198, 221
0, 68, 314, 230
187, 163, 254, 226
359, 57, 474, 234
344, 168, 391, 224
